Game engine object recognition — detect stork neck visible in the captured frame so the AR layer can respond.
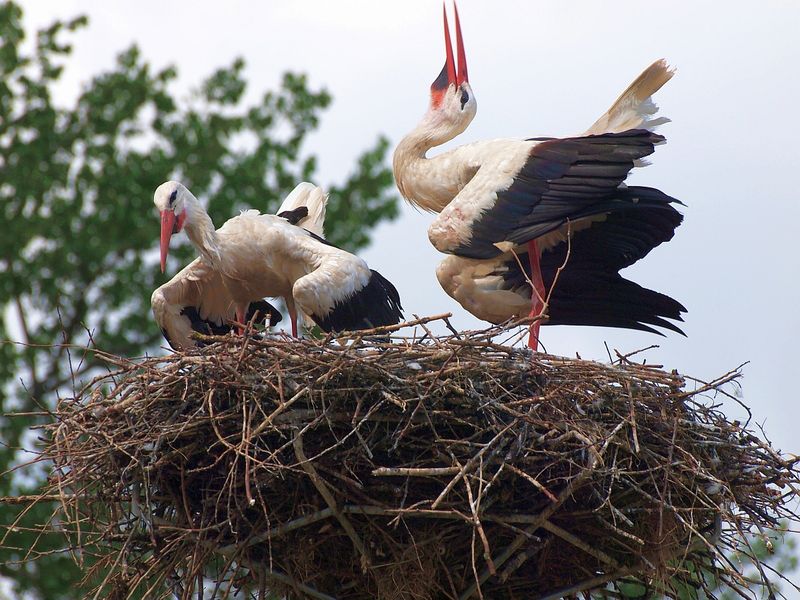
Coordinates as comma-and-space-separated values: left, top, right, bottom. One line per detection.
183, 201, 223, 268
394, 115, 453, 204
394, 112, 472, 212
395, 112, 458, 159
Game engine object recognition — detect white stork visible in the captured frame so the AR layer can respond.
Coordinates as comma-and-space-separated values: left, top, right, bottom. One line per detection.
151, 182, 323, 349
392, 3, 685, 348
152, 181, 403, 345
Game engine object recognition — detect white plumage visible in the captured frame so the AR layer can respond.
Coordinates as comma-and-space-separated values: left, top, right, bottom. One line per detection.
152, 181, 402, 346
151, 182, 327, 349
393, 3, 684, 348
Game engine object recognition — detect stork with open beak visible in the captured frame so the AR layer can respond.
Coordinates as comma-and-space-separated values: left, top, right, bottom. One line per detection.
153, 181, 403, 344
393, 3, 685, 349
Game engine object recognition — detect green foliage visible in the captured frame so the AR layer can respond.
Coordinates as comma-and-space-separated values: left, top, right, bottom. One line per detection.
715, 529, 797, 600
607, 526, 797, 600
0, 1, 398, 597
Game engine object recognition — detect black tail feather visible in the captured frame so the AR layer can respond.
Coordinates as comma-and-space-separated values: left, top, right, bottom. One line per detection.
313, 270, 404, 333
501, 204, 686, 335
542, 273, 686, 335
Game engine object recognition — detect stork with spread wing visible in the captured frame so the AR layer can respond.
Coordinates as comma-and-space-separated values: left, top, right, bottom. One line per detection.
393, 3, 685, 349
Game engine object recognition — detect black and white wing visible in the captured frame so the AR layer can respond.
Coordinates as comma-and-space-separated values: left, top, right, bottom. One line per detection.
437, 202, 686, 334
289, 234, 404, 333
429, 130, 680, 260
151, 258, 281, 349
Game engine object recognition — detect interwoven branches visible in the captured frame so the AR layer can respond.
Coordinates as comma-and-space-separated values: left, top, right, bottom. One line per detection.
14, 317, 799, 599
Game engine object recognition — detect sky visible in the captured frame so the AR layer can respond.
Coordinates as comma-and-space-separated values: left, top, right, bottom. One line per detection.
19, 0, 800, 585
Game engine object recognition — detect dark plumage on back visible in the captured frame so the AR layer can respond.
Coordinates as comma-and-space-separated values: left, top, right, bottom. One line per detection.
277, 206, 309, 225
160, 300, 282, 349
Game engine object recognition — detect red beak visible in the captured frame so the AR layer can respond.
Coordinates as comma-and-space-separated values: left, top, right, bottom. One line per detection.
432, 2, 468, 93
453, 2, 468, 85
160, 210, 175, 273
442, 4, 457, 86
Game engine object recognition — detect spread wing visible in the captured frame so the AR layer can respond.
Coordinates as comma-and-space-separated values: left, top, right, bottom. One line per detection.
151, 258, 281, 350
437, 204, 685, 334
430, 130, 677, 260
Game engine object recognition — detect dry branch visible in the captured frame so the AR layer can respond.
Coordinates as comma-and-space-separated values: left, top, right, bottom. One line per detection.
4, 316, 799, 599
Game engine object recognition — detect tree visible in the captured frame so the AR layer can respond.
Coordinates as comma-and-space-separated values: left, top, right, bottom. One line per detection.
0, 1, 398, 597
611, 525, 797, 599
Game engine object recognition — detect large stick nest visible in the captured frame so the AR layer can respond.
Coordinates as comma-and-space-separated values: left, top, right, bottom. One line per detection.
42, 317, 800, 599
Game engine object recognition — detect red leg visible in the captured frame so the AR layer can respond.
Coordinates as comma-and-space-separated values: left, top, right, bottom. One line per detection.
235, 306, 246, 335
527, 239, 546, 351
289, 306, 298, 337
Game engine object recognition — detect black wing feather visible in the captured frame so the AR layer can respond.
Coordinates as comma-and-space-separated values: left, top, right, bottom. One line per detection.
454, 129, 670, 259
311, 270, 404, 333
500, 203, 686, 334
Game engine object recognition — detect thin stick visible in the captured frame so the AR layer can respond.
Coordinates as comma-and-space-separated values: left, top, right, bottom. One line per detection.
540, 520, 620, 568
293, 432, 372, 570
432, 424, 513, 509
535, 566, 638, 600
372, 466, 462, 477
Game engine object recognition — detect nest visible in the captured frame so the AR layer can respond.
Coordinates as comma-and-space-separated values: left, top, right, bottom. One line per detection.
38, 316, 800, 599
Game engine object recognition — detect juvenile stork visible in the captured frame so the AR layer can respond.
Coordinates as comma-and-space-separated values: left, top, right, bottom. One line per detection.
152, 181, 403, 344
393, 3, 685, 349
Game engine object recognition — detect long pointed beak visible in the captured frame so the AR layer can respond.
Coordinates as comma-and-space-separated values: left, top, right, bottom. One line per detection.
160, 210, 176, 273
453, 2, 468, 85
442, 3, 457, 86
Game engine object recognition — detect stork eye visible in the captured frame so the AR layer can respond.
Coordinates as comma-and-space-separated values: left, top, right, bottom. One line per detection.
460, 89, 469, 109
168, 190, 178, 206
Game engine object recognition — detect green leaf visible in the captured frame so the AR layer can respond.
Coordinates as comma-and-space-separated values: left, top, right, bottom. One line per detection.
0, 1, 399, 597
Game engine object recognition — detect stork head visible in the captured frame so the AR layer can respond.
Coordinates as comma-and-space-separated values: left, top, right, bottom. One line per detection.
154, 180, 190, 273
428, 2, 476, 131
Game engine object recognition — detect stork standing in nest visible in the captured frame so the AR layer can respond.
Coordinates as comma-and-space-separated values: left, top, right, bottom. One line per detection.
393, 3, 686, 349
152, 181, 403, 348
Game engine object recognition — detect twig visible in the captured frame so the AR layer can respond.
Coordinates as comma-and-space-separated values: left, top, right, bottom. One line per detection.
535, 566, 639, 600
432, 423, 514, 509
540, 520, 620, 568
293, 432, 372, 570
371, 466, 462, 477
335, 313, 452, 337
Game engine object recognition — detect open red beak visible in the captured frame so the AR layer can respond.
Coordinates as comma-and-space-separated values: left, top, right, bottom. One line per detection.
160, 210, 176, 273
434, 2, 468, 90
453, 3, 468, 85
442, 5, 457, 86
